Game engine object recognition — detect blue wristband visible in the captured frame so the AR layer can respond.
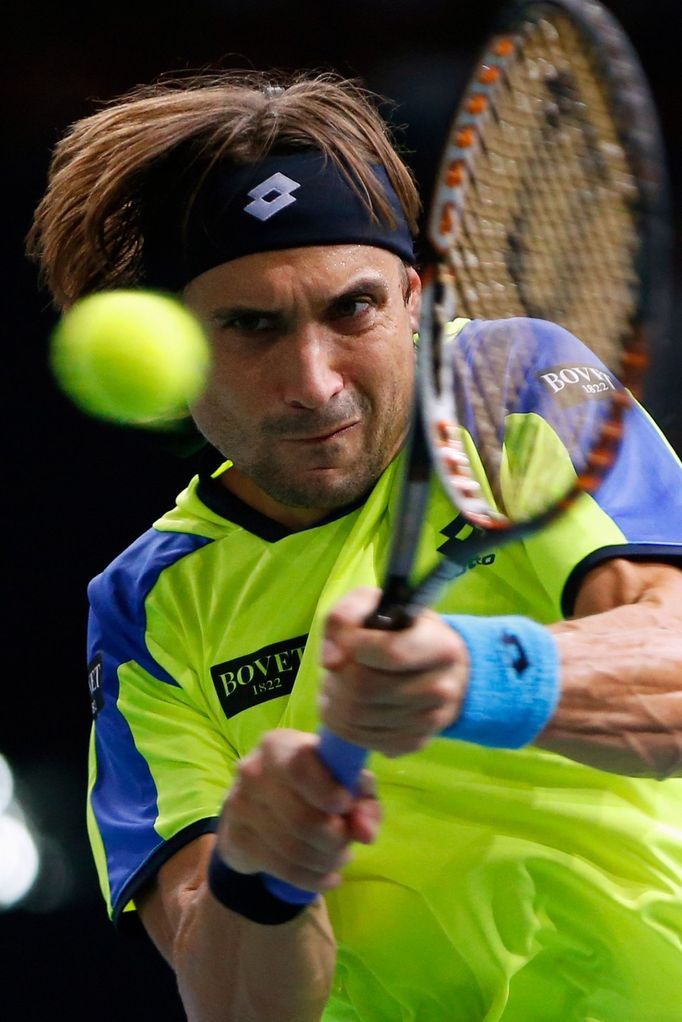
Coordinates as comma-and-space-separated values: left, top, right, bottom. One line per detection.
441, 615, 560, 749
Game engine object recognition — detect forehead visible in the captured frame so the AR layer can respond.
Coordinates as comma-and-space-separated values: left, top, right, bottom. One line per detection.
183, 244, 403, 304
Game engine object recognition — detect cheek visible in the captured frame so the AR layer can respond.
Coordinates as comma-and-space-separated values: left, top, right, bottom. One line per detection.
198, 346, 255, 412
191, 358, 244, 432
372, 332, 415, 400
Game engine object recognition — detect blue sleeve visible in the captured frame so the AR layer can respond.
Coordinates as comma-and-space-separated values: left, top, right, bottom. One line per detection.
455, 316, 682, 553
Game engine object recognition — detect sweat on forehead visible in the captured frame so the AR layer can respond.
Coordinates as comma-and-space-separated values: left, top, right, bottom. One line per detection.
140, 151, 415, 291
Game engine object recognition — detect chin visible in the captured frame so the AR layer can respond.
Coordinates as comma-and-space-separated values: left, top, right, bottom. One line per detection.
267, 468, 376, 511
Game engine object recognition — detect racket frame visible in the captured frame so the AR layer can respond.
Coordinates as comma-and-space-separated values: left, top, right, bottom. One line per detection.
263, 0, 671, 906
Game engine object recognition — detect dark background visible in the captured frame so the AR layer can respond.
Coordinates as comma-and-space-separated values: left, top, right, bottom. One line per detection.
4, 2, 682, 1018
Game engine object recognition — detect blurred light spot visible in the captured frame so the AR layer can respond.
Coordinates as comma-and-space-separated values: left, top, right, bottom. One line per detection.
0, 813, 40, 908
0, 754, 13, 815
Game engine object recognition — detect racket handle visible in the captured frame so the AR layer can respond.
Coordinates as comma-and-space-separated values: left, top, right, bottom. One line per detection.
316, 727, 369, 791
261, 728, 369, 905
262, 592, 409, 904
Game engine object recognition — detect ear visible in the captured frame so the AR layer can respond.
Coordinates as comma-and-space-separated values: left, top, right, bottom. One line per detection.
405, 265, 422, 334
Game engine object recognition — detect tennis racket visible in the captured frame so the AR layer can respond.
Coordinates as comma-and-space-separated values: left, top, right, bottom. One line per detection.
266, 0, 671, 903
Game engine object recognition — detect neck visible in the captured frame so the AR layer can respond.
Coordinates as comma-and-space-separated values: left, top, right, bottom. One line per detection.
217, 467, 333, 531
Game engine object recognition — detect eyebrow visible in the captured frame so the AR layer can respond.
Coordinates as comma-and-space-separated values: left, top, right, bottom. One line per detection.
208, 273, 391, 321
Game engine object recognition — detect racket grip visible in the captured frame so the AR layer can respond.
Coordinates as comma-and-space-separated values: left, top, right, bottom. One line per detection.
261, 728, 369, 905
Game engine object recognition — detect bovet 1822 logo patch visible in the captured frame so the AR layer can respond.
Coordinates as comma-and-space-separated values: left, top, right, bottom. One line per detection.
87, 653, 104, 719
536, 363, 618, 407
210, 634, 308, 720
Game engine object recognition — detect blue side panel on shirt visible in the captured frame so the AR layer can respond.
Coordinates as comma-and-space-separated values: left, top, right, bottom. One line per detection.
88, 528, 213, 912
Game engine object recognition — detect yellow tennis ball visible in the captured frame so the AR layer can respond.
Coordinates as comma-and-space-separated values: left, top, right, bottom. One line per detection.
50, 290, 211, 426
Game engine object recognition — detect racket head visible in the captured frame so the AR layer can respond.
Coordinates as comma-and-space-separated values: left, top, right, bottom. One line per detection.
417, 0, 671, 539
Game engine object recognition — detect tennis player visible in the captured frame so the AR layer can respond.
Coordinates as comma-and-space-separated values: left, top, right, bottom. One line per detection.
29, 72, 682, 1021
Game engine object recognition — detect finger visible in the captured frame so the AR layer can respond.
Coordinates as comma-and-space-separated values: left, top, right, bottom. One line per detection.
225, 790, 352, 874
285, 742, 355, 816
347, 802, 382, 845
322, 587, 382, 668
264, 791, 352, 862
346, 772, 382, 844
350, 612, 467, 674
229, 820, 350, 893
257, 814, 353, 876
257, 732, 354, 815
324, 711, 453, 750
233, 752, 352, 860
323, 700, 458, 739
322, 665, 460, 713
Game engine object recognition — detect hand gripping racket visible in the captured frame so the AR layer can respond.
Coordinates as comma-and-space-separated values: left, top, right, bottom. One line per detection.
266, 0, 671, 903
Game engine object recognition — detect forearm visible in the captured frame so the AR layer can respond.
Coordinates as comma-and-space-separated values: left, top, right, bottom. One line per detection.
536, 561, 682, 778
318, 564, 682, 778
172, 884, 335, 1022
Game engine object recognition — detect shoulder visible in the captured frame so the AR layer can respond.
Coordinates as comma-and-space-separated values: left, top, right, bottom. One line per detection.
456, 317, 596, 361
88, 527, 214, 618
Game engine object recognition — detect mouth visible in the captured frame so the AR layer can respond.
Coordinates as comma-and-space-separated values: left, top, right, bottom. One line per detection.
285, 420, 360, 444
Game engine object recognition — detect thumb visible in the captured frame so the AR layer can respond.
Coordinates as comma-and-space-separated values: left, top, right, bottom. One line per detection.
347, 771, 382, 845
322, 586, 381, 668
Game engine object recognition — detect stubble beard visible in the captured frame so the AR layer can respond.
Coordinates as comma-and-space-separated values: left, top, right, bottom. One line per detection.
207, 393, 409, 511
244, 431, 400, 509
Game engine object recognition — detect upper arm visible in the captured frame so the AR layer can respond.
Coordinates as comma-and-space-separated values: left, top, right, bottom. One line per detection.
137, 833, 216, 967
573, 558, 682, 618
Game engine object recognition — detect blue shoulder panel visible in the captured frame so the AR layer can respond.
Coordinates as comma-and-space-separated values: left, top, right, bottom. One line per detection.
456, 318, 682, 546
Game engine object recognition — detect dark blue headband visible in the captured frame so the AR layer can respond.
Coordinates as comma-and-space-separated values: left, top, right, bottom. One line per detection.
140, 151, 415, 290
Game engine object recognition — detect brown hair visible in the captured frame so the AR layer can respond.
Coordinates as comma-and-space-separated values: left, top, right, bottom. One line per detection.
26, 70, 421, 309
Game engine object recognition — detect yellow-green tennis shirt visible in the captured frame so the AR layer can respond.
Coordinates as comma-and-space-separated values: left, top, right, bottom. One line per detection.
87, 319, 682, 1021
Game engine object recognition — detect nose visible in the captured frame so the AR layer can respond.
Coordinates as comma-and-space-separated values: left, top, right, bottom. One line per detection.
280, 326, 344, 410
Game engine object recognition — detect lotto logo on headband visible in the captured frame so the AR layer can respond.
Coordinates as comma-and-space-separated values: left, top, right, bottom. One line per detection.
140, 153, 414, 289
244, 171, 301, 221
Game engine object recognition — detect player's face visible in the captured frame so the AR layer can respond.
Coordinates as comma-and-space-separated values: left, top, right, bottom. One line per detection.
184, 245, 421, 526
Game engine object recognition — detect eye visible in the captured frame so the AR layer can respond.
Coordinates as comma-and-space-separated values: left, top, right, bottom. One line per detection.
329, 295, 374, 321
218, 311, 278, 334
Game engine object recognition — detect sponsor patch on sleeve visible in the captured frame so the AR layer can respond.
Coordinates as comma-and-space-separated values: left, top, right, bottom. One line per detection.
87, 653, 104, 719
536, 363, 618, 407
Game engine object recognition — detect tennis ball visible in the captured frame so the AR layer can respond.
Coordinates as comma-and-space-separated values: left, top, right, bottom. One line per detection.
50, 290, 211, 426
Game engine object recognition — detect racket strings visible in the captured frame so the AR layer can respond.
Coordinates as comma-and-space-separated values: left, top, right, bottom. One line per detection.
429, 284, 618, 526
426, 309, 525, 523
445, 13, 640, 375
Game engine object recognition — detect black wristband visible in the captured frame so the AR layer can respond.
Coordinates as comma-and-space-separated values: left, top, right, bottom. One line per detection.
207, 847, 306, 925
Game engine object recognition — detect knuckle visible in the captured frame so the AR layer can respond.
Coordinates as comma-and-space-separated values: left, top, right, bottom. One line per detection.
220, 822, 260, 870
258, 730, 283, 757
391, 734, 429, 757
289, 868, 328, 893
276, 832, 303, 863
289, 741, 318, 779
225, 781, 246, 814
430, 674, 459, 705
287, 800, 317, 832
326, 600, 358, 631
418, 707, 442, 735
357, 770, 378, 799
321, 696, 353, 732
237, 753, 261, 783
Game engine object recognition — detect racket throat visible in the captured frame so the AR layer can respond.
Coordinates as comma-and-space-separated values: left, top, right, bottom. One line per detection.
368, 578, 421, 630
